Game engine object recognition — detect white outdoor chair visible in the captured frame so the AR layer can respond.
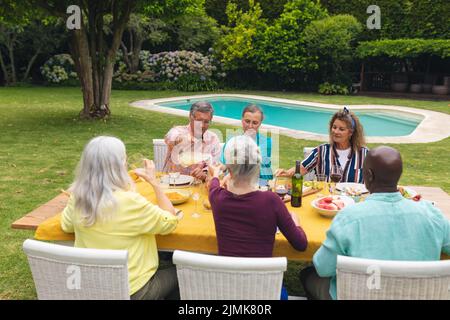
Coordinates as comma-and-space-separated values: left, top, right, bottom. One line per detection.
152, 139, 168, 172
336, 255, 450, 300
173, 250, 287, 300
303, 147, 315, 181
152, 138, 225, 172
23, 239, 129, 300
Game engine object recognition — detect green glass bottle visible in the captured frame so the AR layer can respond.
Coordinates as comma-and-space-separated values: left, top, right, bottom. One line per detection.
290, 160, 303, 207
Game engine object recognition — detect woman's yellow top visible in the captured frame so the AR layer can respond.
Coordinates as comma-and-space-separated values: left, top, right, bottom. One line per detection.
61, 190, 178, 295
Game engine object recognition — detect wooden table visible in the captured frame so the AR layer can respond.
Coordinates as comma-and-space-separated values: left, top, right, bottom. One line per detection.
11, 184, 450, 262
12, 186, 450, 231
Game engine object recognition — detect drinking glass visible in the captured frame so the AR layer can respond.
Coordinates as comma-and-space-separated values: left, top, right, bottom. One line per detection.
274, 176, 290, 200
168, 172, 180, 186
191, 192, 201, 218
314, 173, 328, 191
329, 166, 342, 194
127, 153, 146, 171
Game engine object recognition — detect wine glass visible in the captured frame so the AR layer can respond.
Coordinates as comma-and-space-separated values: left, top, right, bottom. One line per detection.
191, 192, 201, 218
274, 176, 289, 200
329, 166, 342, 194
127, 153, 146, 171
168, 172, 180, 186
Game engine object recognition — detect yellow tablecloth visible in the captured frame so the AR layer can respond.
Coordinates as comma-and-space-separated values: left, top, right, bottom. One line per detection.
35, 177, 336, 261
33, 178, 450, 261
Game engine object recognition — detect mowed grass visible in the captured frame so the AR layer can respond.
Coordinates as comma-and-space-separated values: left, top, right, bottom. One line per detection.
0, 86, 448, 299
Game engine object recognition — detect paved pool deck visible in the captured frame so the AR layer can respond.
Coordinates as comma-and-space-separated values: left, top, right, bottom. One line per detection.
130, 94, 450, 144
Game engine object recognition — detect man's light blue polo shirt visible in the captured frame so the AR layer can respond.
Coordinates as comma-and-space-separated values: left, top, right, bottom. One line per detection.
313, 192, 450, 300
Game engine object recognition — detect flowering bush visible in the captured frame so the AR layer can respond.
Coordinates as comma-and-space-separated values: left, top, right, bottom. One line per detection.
113, 50, 157, 83
146, 50, 218, 82
41, 54, 78, 84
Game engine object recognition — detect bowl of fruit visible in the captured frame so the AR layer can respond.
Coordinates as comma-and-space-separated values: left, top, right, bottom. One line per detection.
311, 195, 355, 218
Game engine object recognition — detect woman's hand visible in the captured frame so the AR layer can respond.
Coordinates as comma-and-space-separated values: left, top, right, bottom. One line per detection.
275, 167, 295, 177
220, 174, 231, 189
208, 163, 222, 178
134, 159, 159, 186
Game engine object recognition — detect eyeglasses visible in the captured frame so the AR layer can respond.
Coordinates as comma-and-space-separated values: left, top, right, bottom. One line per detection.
191, 117, 212, 125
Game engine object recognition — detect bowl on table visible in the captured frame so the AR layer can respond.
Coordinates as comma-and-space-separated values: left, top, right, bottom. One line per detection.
163, 188, 191, 205
311, 195, 355, 218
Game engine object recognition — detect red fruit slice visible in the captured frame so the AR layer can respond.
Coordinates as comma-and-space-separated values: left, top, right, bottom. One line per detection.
322, 197, 333, 203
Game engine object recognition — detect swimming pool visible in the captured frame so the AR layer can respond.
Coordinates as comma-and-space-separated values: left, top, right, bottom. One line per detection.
158, 97, 422, 137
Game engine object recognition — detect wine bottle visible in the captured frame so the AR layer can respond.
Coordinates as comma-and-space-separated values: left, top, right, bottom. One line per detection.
291, 160, 303, 207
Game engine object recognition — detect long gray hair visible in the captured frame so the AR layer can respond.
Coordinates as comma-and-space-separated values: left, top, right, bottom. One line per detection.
69, 136, 133, 227
224, 135, 261, 186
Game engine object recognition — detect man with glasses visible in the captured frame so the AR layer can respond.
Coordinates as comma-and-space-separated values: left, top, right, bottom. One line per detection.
164, 101, 221, 181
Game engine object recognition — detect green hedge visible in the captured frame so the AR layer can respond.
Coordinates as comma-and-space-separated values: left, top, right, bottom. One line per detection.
356, 39, 450, 59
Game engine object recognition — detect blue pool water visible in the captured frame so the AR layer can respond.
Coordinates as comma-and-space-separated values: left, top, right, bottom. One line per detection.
158, 97, 422, 136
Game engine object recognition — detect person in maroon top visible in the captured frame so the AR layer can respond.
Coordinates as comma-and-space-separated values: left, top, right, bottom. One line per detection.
208, 135, 307, 258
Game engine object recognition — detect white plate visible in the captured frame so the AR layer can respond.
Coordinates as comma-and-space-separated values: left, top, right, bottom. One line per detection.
160, 174, 194, 186
311, 195, 355, 218
335, 183, 368, 194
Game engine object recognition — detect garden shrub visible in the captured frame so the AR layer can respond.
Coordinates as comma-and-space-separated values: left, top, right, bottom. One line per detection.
113, 50, 156, 84
40, 54, 78, 84
146, 50, 218, 82
318, 82, 349, 95
304, 14, 362, 85
174, 74, 219, 92
252, 0, 328, 77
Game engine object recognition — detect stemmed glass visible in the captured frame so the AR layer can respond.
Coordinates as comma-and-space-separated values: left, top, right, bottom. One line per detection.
274, 176, 290, 200
168, 172, 180, 186
191, 191, 201, 218
127, 153, 145, 171
329, 166, 342, 194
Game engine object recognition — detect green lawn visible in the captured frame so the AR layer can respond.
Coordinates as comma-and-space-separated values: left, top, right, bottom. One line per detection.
0, 86, 448, 299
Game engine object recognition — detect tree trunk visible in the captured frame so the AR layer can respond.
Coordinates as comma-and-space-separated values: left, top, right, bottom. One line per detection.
8, 33, 17, 84
71, 28, 95, 118
0, 50, 10, 85
120, 41, 131, 71
22, 46, 41, 82
130, 38, 143, 73
360, 62, 365, 92
37, 0, 135, 119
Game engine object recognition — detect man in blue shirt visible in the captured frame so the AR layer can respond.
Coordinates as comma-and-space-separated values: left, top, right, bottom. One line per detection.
300, 146, 450, 300
221, 104, 273, 184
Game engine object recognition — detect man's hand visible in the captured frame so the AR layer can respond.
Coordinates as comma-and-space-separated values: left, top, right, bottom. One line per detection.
191, 167, 207, 181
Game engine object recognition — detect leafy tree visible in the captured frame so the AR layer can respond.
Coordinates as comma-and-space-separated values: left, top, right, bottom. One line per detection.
408, 0, 450, 39
0, 3, 65, 85
252, 0, 327, 79
319, 0, 449, 40
167, 13, 219, 52
304, 14, 362, 84
214, 0, 267, 71
205, 0, 288, 25
116, 14, 168, 74
24, 0, 200, 119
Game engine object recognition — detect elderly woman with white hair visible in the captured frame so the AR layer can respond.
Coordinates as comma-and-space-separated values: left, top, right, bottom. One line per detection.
208, 135, 308, 258
61, 136, 179, 300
